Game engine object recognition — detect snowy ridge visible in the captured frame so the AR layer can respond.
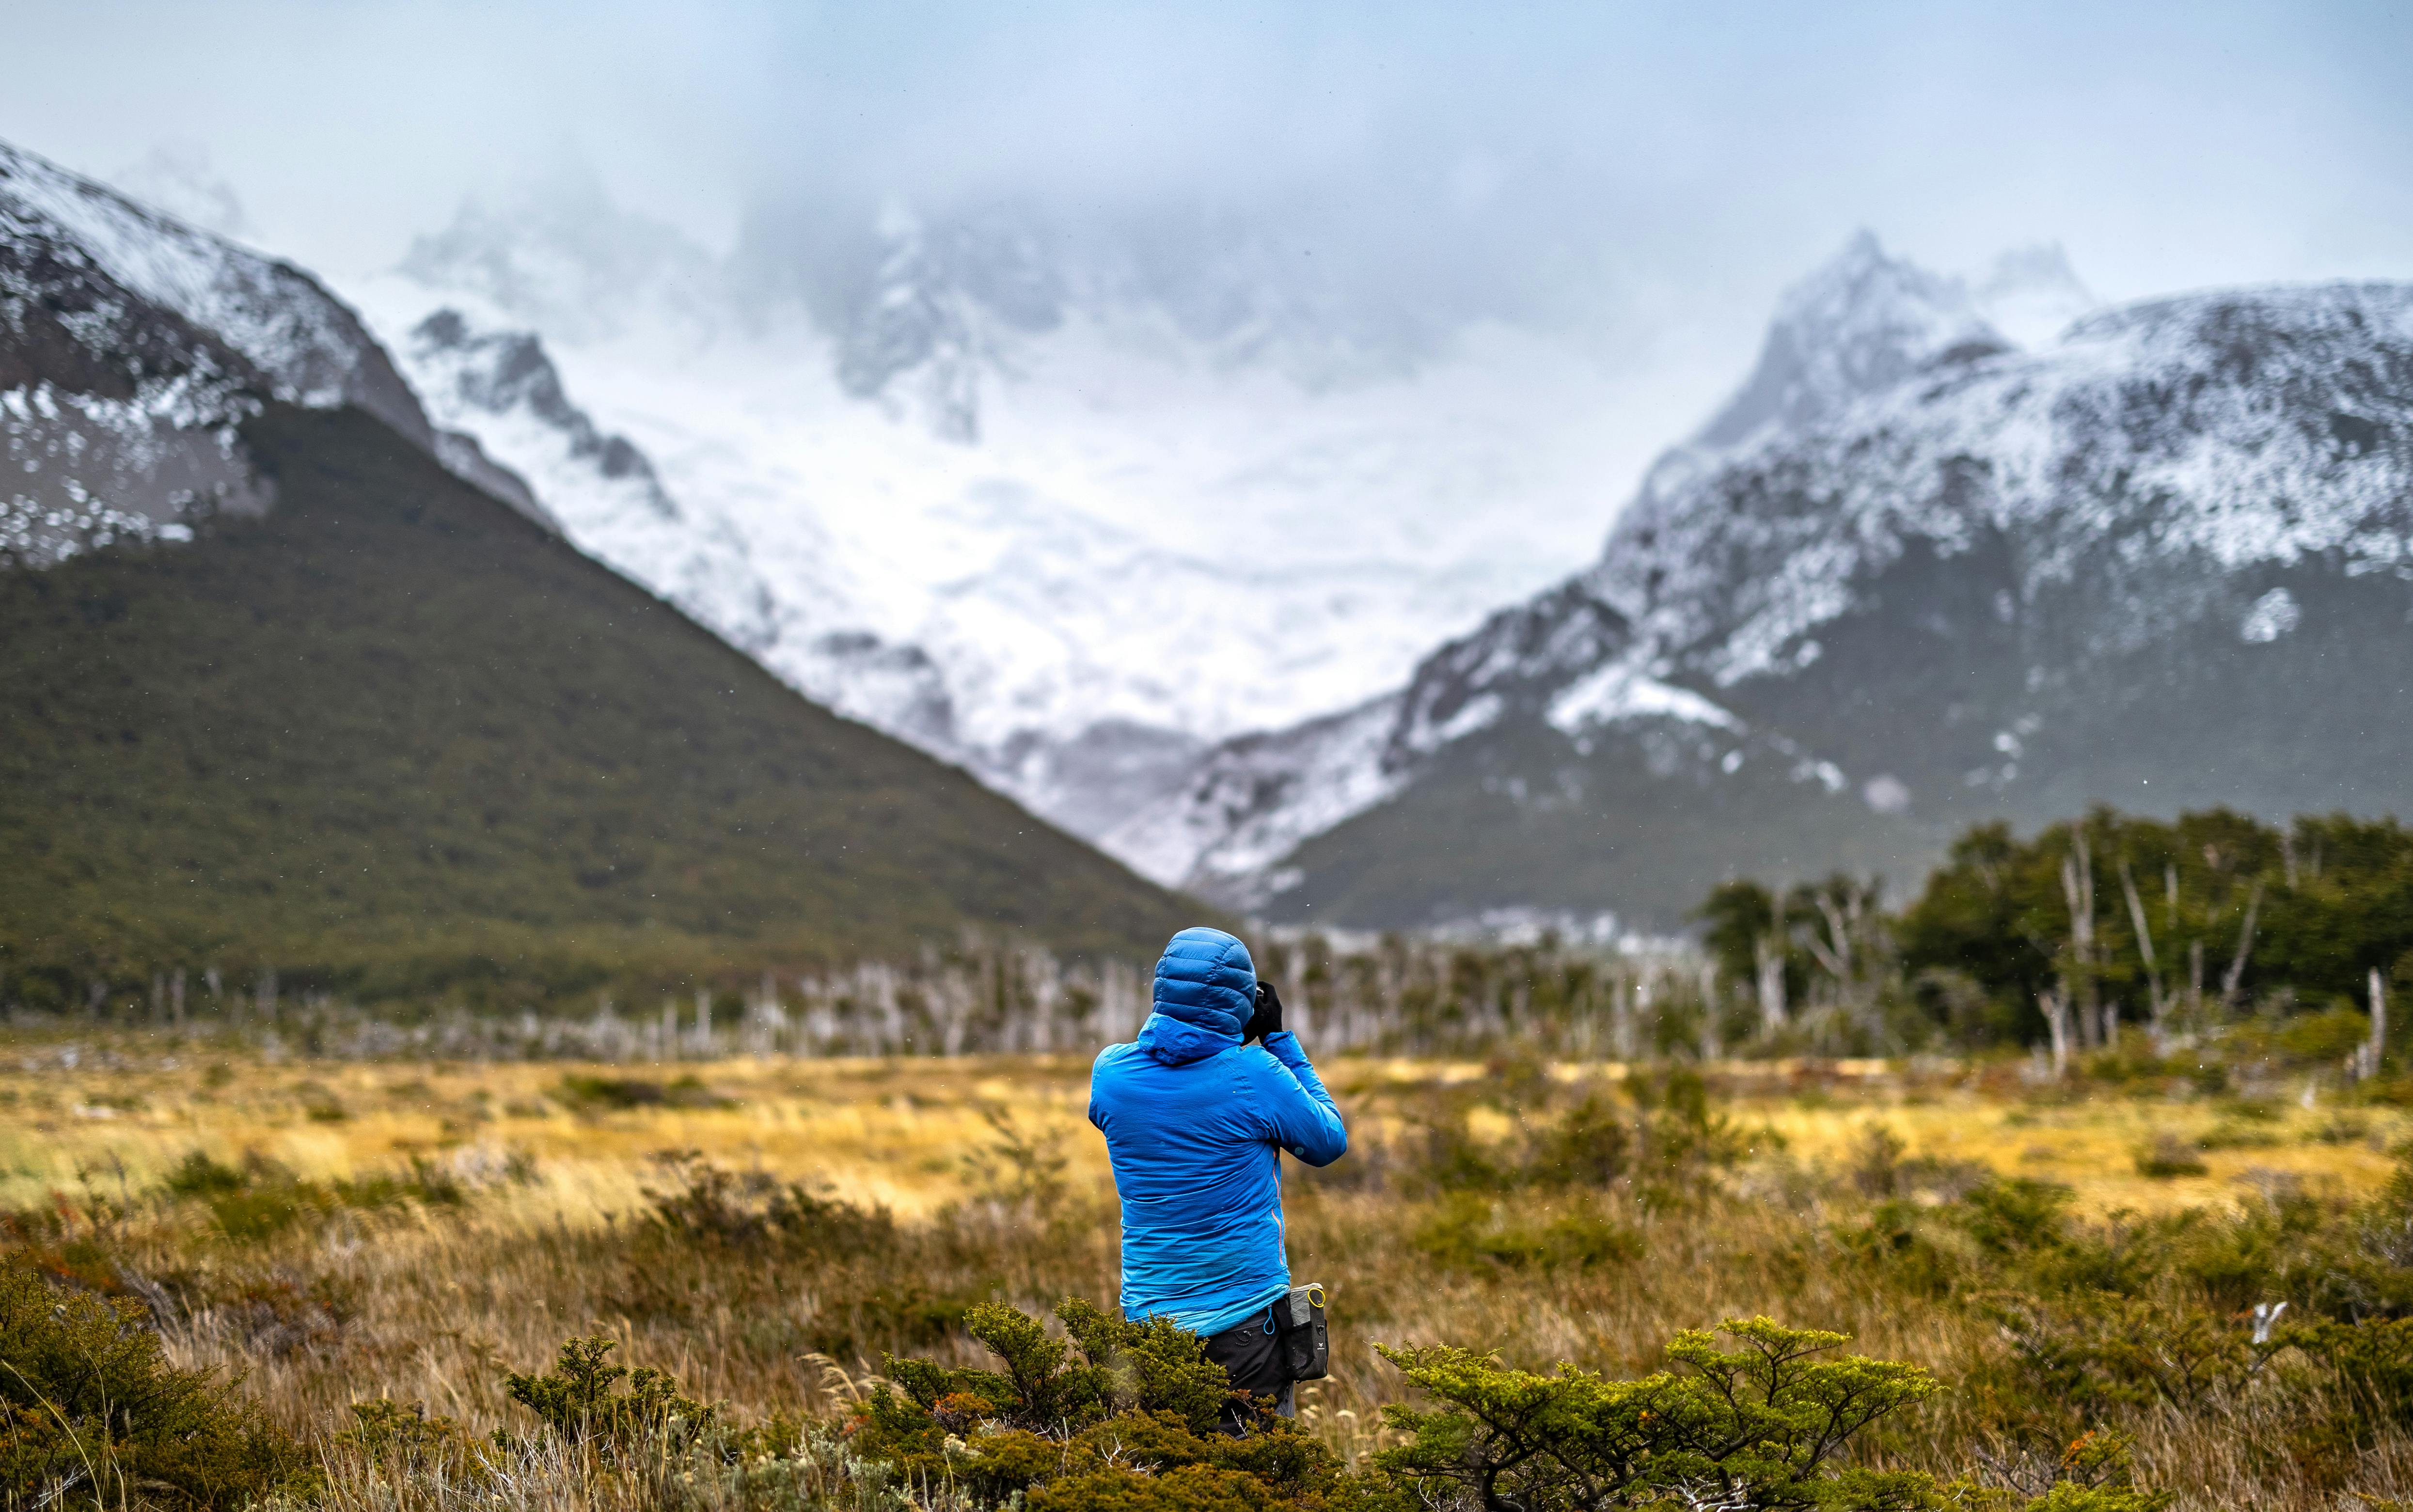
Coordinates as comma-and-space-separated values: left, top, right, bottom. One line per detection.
1122, 234, 2413, 898
2, 153, 277, 565
0, 136, 568, 548
1100, 693, 1407, 902
402, 307, 787, 658
1546, 658, 1740, 736
1589, 278, 2413, 693
0, 139, 431, 448
359, 188, 1645, 840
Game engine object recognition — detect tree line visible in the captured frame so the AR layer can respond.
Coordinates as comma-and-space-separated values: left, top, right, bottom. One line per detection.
9, 806, 2407, 1067
1699, 806, 2413, 1068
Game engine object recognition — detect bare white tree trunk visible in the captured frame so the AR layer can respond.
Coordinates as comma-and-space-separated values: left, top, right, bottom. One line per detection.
2061, 831, 2098, 1047
2222, 881, 2266, 1009
1755, 934, 1788, 1037
2365, 967, 2390, 1080
2040, 987, 2072, 1079
2119, 861, 2165, 1051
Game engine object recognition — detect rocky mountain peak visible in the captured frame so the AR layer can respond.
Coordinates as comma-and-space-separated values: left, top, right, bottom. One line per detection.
1115, 239, 2413, 925
1691, 230, 2007, 453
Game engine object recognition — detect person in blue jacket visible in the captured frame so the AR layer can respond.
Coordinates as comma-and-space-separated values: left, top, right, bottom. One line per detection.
1088, 926, 1349, 1430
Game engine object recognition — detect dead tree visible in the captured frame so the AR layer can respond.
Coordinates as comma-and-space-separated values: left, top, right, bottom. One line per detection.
2039, 986, 2073, 1079
2059, 829, 2100, 1047
2221, 881, 2266, 1010
1755, 933, 1788, 1037
2366, 967, 2391, 1081
2119, 860, 2166, 1050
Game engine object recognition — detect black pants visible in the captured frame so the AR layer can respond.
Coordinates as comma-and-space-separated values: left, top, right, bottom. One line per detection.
1203, 1309, 1294, 1435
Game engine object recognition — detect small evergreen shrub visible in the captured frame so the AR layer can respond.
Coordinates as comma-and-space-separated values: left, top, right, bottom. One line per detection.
504, 1336, 712, 1453
641, 1150, 894, 1254
2133, 1134, 2209, 1179
852, 1298, 1331, 1508
1371, 1318, 1943, 1512
856, 1303, 1961, 1512
0, 1260, 303, 1511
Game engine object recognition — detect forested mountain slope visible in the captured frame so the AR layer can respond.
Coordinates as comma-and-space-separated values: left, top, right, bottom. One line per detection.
0, 405, 1198, 1006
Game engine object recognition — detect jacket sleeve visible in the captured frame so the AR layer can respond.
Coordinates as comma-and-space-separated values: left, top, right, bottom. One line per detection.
1249, 1031, 1349, 1167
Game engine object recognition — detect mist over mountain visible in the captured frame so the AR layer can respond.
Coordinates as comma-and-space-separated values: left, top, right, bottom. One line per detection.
0, 137, 1196, 989
350, 173, 1659, 840
1126, 234, 2413, 929
20, 127, 2405, 948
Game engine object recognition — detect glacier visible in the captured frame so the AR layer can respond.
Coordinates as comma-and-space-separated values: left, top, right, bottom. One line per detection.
342, 186, 1681, 838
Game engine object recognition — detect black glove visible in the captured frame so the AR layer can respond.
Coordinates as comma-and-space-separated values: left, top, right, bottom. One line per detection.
1244, 980, 1285, 1043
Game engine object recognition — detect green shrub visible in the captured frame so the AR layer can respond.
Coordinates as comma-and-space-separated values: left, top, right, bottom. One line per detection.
853, 1298, 1334, 1508
1411, 1194, 1641, 1272
1526, 1094, 1632, 1188
1371, 1317, 1943, 1511
333, 1398, 481, 1481
504, 1336, 711, 1452
158, 1150, 464, 1242
558, 1074, 734, 1111
2193, 1120, 2282, 1150
1954, 1178, 2077, 1255
641, 1150, 894, 1254
0, 1260, 303, 1510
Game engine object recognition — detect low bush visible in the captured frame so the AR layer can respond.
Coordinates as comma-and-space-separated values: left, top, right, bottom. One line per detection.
503, 1336, 712, 1453
0, 1259, 304, 1510
159, 1150, 464, 1242
2134, 1134, 2209, 1179
849, 1298, 1333, 1509
843, 1301, 1972, 1512
1372, 1318, 1941, 1511
1410, 1192, 1642, 1272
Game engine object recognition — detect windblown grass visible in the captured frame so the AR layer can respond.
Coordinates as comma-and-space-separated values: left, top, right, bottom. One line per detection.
7, 1035, 2413, 1508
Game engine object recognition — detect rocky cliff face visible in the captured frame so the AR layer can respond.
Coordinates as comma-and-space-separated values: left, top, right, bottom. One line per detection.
1123, 237, 2413, 928
1, 138, 544, 566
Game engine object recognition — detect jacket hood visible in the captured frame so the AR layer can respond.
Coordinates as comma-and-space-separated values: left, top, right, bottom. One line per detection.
1137, 926, 1255, 1065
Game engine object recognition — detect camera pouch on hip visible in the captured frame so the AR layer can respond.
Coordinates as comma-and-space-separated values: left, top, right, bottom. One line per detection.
1277, 1283, 1329, 1381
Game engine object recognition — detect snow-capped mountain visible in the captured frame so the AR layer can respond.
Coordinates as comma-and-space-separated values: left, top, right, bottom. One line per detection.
1129, 233, 2413, 926
1, 138, 551, 564
348, 183, 1658, 838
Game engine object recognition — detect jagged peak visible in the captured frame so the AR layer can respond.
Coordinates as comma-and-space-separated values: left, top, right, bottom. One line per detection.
1, 134, 435, 451
1691, 231, 2003, 452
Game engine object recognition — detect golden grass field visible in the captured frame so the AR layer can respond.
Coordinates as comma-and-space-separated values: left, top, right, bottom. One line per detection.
4, 1046, 2399, 1222
9, 1036, 2413, 1510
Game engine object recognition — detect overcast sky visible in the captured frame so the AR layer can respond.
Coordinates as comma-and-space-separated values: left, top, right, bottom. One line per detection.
7, 0, 2412, 363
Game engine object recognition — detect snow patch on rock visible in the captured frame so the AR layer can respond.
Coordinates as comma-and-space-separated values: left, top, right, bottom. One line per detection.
1546, 659, 1741, 735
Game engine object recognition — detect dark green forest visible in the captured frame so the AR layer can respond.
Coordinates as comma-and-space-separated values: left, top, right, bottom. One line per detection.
0, 406, 1197, 1013
1699, 806, 2413, 1061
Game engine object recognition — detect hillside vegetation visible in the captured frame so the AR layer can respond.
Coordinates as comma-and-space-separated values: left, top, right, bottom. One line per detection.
0, 405, 1198, 1010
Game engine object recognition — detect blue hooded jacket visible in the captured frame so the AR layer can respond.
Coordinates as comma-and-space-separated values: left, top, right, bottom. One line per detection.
1088, 927, 1349, 1337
